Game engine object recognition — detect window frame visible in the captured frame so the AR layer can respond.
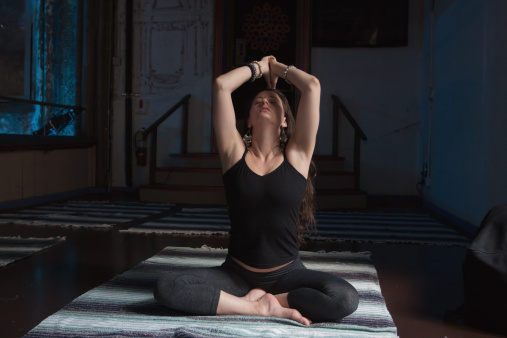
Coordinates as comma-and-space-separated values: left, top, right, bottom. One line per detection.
0, 0, 89, 145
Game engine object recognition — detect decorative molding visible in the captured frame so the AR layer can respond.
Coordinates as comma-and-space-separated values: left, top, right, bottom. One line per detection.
139, 0, 212, 94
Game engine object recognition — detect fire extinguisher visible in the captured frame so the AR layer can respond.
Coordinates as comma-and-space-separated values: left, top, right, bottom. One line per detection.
135, 128, 147, 166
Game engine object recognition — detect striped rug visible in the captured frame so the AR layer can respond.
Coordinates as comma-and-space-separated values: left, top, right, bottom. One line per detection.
25, 246, 397, 337
0, 236, 64, 268
123, 207, 470, 246
0, 201, 174, 228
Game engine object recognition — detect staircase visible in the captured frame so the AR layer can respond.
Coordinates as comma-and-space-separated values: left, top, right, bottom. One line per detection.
313, 155, 367, 209
139, 93, 367, 209
139, 153, 367, 209
140, 154, 226, 206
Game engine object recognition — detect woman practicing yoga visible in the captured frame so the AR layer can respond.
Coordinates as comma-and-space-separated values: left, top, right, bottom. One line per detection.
154, 56, 359, 326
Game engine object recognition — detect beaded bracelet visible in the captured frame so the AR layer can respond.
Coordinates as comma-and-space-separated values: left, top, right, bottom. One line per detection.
247, 63, 257, 82
284, 65, 296, 85
252, 61, 263, 79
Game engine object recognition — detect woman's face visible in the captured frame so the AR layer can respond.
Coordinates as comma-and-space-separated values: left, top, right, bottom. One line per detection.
249, 91, 286, 129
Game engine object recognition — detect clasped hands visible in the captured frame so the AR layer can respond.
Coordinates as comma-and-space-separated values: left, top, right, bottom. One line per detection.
256, 56, 279, 89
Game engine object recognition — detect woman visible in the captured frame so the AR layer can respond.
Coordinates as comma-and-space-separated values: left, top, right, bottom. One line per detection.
154, 56, 359, 326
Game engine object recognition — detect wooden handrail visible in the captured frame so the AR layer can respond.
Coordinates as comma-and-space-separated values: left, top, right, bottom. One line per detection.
143, 94, 191, 135
142, 94, 191, 184
332, 95, 367, 189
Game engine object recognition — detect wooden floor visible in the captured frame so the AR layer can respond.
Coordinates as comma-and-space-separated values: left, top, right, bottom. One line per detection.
0, 193, 504, 338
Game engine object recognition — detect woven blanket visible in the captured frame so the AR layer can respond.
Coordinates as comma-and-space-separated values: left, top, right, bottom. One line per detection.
0, 236, 64, 268
123, 207, 470, 246
25, 246, 397, 337
0, 201, 174, 228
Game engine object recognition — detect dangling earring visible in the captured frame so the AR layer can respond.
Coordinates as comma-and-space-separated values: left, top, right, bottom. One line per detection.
243, 127, 252, 148
279, 127, 288, 151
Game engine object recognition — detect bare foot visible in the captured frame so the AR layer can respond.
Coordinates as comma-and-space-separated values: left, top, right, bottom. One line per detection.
256, 293, 312, 326
242, 288, 266, 301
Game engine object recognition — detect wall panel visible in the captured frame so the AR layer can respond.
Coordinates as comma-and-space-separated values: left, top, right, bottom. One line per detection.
0, 147, 95, 204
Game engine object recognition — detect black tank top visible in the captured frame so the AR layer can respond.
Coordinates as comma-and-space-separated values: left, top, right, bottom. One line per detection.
223, 150, 307, 269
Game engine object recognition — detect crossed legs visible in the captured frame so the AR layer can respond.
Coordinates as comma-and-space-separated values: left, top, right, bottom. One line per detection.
154, 263, 358, 325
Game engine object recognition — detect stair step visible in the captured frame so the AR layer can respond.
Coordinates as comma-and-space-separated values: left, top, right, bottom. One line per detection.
142, 153, 366, 209
168, 153, 221, 168
153, 168, 355, 190
140, 184, 366, 209
315, 190, 367, 209
168, 153, 346, 171
314, 171, 355, 190
313, 156, 346, 172
140, 184, 227, 206
154, 168, 223, 187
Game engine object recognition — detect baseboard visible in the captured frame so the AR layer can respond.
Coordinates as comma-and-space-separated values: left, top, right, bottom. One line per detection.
423, 200, 478, 238
366, 194, 423, 208
0, 187, 139, 211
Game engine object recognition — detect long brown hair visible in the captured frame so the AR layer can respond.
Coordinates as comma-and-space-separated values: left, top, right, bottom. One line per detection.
245, 88, 316, 244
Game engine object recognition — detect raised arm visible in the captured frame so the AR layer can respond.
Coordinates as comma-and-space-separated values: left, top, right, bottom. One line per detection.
269, 59, 320, 175
212, 57, 272, 172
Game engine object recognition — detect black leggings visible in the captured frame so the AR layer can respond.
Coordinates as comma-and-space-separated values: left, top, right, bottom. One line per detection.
154, 255, 359, 322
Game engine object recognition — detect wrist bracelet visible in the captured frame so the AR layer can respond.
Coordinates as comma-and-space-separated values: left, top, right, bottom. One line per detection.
247, 63, 257, 82
284, 65, 296, 85
252, 61, 263, 79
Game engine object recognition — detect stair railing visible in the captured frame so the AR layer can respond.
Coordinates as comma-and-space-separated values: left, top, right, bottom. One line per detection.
332, 95, 367, 189
142, 94, 191, 184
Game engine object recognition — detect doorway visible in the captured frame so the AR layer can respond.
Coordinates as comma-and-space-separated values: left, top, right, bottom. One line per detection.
213, 0, 311, 130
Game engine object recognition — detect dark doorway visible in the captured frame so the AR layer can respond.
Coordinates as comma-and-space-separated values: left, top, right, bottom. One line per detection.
214, 0, 311, 130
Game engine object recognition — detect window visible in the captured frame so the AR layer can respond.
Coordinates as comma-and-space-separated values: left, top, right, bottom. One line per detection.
0, 0, 85, 137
